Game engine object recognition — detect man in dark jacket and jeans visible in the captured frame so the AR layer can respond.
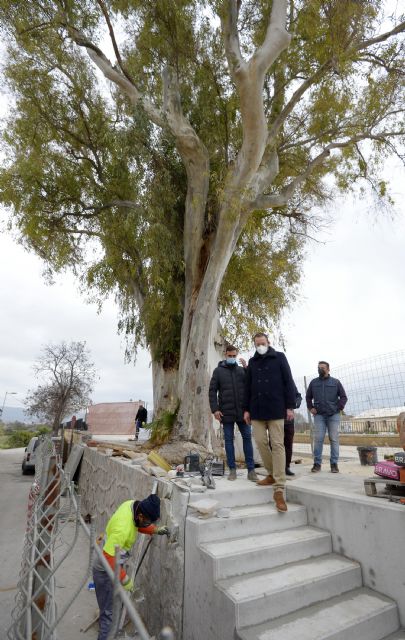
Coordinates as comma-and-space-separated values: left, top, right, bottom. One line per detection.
306, 361, 348, 473
244, 333, 296, 512
209, 345, 258, 482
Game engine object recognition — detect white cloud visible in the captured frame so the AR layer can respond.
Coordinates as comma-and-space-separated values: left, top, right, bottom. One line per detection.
0, 231, 153, 409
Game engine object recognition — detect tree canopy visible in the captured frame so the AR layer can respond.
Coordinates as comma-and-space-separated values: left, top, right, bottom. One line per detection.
0, 1, 404, 442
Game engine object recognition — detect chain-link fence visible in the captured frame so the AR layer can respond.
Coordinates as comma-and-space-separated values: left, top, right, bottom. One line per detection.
7, 436, 174, 640
293, 349, 405, 434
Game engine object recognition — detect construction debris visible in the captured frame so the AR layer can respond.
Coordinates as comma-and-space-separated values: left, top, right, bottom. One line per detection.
147, 450, 171, 472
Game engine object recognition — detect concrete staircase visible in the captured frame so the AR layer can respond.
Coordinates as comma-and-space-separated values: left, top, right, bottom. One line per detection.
183, 479, 404, 640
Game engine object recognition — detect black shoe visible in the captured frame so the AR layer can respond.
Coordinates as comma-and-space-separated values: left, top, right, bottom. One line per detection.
330, 463, 339, 473
286, 468, 295, 476
311, 464, 321, 473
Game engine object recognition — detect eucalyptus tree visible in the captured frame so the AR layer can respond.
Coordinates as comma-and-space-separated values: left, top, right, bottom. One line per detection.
0, 1, 404, 446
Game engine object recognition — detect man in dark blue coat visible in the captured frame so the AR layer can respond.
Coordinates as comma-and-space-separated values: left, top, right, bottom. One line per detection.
209, 345, 257, 481
244, 333, 296, 512
306, 360, 347, 473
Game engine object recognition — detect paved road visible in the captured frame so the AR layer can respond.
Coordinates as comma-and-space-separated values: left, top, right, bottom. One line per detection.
0, 448, 98, 640
0, 448, 33, 637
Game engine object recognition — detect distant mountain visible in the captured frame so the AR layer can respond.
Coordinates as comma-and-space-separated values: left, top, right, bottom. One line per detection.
0, 406, 41, 425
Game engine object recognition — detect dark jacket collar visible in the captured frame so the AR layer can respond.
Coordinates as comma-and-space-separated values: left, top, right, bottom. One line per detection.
252, 346, 277, 360
219, 359, 238, 368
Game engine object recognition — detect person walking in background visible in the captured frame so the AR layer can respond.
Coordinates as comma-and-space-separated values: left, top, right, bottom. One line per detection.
209, 344, 258, 482
306, 361, 348, 473
244, 333, 296, 512
134, 403, 147, 440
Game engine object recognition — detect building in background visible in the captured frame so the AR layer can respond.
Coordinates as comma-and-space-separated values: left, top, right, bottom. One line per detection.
86, 400, 146, 436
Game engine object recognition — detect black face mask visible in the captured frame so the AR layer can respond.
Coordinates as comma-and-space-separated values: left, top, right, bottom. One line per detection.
318, 368, 327, 377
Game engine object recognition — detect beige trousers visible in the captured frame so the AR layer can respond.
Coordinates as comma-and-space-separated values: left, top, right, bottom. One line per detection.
252, 419, 286, 490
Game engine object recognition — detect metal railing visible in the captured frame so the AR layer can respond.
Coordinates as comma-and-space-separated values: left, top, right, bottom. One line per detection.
294, 416, 399, 435
8, 437, 174, 640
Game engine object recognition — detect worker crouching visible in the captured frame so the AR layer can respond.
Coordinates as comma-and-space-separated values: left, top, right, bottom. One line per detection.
92, 494, 169, 640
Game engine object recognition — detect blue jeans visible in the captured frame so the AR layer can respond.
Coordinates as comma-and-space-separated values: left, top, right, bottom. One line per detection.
222, 421, 255, 471
93, 568, 113, 640
313, 413, 340, 465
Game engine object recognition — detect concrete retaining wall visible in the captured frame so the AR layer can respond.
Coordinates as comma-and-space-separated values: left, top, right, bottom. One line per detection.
78, 447, 189, 637
287, 481, 405, 627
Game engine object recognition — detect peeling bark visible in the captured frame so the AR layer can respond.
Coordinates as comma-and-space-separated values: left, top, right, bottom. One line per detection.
152, 361, 179, 417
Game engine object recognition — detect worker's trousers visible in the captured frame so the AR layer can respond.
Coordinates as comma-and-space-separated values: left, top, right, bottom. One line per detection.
93, 568, 113, 640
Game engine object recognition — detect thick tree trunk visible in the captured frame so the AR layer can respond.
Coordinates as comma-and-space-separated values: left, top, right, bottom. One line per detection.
152, 361, 179, 418
52, 407, 64, 436
175, 283, 226, 447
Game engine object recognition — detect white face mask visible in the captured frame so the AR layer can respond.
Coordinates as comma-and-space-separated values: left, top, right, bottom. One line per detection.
256, 344, 268, 355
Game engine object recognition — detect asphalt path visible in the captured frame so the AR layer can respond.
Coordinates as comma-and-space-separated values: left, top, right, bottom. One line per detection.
0, 448, 33, 637
0, 448, 98, 639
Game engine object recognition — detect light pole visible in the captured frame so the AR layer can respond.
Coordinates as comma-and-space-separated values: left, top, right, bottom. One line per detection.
0, 391, 18, 419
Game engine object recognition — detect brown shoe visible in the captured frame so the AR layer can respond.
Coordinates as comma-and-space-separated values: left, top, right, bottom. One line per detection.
256, 474, 275, 486
274, 490, 288, 512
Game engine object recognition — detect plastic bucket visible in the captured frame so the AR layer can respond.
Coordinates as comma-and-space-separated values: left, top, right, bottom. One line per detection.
357, 446, 378, 465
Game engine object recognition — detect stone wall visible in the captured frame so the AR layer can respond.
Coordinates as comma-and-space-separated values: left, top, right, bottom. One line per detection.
78, 447, 189, 637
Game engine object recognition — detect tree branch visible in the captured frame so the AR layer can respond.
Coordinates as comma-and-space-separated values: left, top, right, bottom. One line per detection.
162, 67, 210, 303
355, 20, 405, 52
250, 131, 401, 210
95, 0, 136, 85
67, 26, 166, 128
253, 0, 291, 73
267, 60, 332, 147
220, 0, 291, 191
220, 0, 245, 80
265, 19, 405, 149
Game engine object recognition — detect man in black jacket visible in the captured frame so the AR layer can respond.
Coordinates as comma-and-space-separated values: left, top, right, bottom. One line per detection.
306, 361, 347, 473
209, 345, 258, 482
134, 403, 148, 440
244, 333, 296, 512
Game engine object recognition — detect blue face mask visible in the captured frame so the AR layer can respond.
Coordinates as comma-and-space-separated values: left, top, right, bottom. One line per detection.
226, 357, 237, 365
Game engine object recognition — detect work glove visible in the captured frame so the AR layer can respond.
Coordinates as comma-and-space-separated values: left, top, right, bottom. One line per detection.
122, 578, 134, 592
156, 526, 170, 537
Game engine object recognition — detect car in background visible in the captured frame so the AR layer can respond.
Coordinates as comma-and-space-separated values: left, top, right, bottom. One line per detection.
22, 436, 40, 475
21, 435, 61, 475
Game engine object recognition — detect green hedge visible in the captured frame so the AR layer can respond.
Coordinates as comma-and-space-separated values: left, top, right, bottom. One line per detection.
0, 426, 51, 449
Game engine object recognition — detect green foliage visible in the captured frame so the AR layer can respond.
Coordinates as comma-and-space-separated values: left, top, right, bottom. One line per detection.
144, 406, 179, 445
0, 0, 403, 370
7, 429, 35, 448
220, 212, 304, 348
0, 425, 51, 449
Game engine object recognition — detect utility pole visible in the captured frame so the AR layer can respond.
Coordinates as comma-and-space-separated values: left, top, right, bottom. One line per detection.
0, 391, 17, 419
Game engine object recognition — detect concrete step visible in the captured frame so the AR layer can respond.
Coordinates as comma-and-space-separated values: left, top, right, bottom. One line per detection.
210, 476, 278, 507
237, 588, 399, 640
382, 633, 405, 640
188, 502, 307, 543
200, 525, 332, 579
218, 553, 362, 628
